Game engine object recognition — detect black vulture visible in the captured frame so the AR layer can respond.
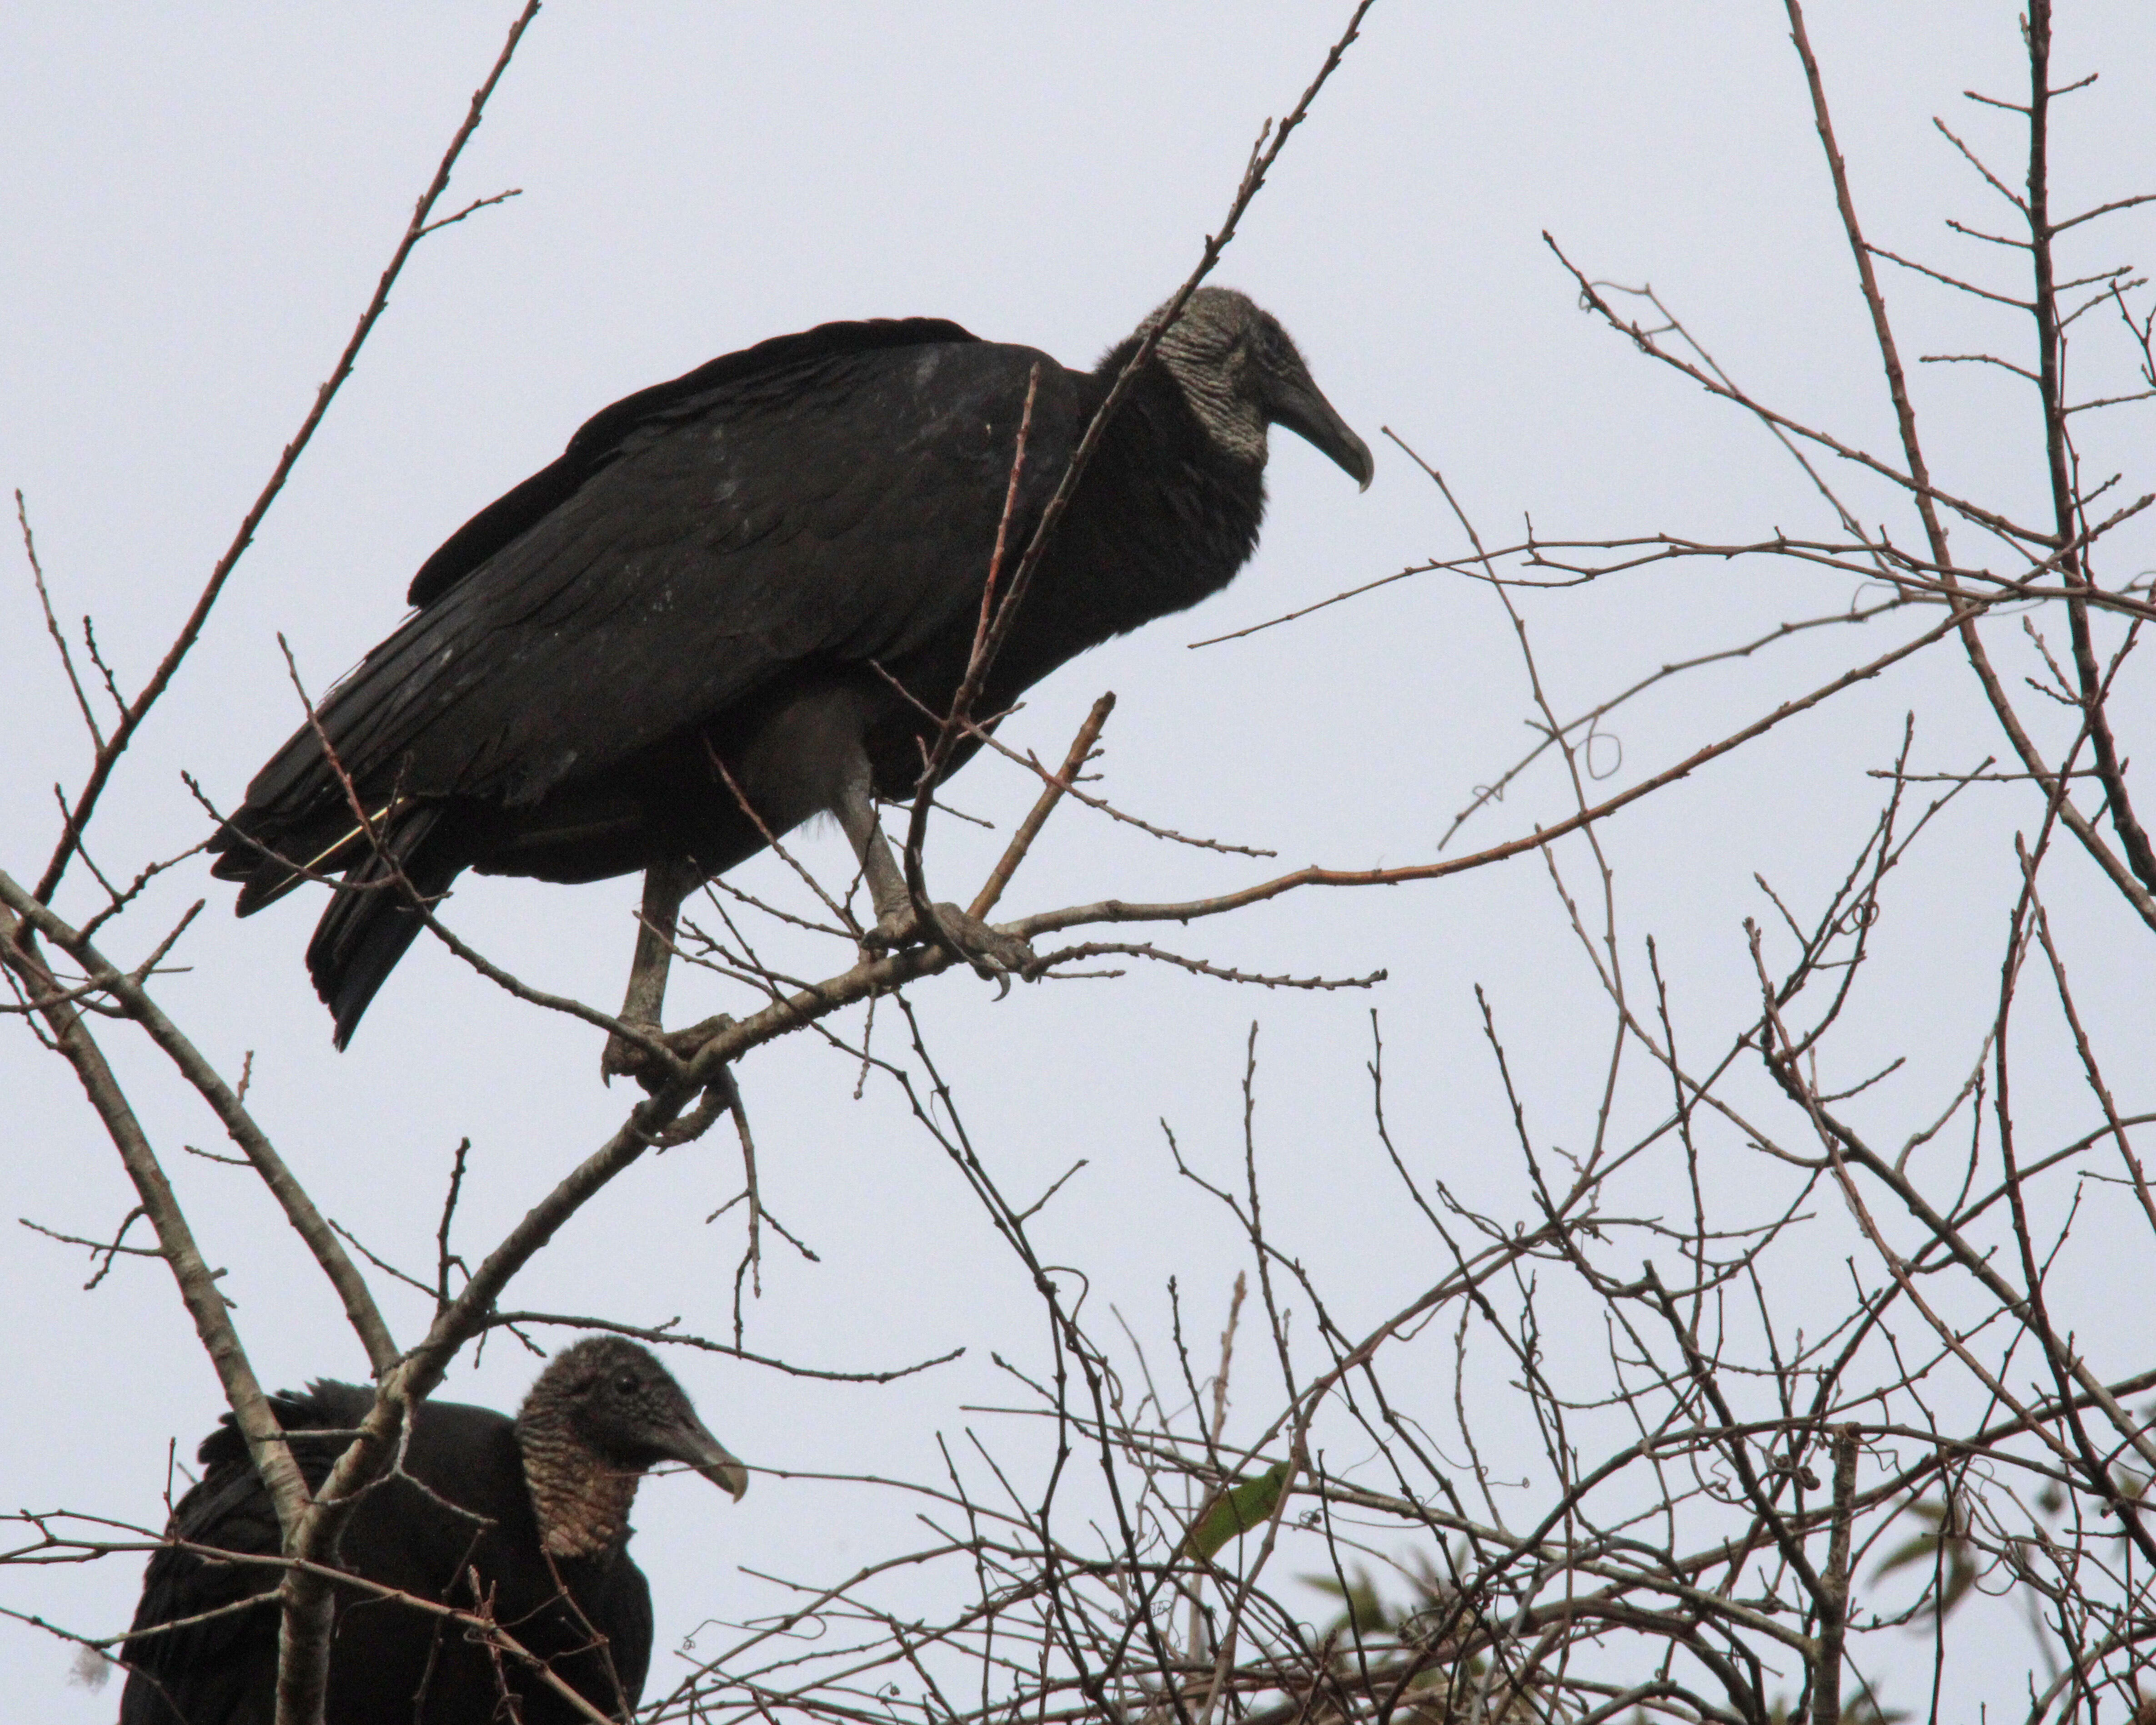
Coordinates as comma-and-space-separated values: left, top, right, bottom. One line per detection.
120, 1337, 747, 1725
207, 287, 1371, 1067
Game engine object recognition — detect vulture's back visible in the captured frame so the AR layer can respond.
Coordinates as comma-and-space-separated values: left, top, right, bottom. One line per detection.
119, 1386, 372, 1725
224, 320, 1082, 835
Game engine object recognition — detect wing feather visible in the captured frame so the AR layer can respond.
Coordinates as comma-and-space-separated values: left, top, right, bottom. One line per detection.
119, 1388, 372, 1724
238, 331, 1077, 827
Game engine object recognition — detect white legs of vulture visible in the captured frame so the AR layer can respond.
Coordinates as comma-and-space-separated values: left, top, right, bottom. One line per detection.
600, 857, 734, 1087
599, 756, 1033, 1088
831, 762, 1035, 982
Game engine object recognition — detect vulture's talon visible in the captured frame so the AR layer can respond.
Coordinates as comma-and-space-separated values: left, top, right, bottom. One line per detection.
865, 903, 1035, 982
601, 1012, 737, 1094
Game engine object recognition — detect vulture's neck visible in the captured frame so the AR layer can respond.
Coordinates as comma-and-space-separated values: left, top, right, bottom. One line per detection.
1077, 341, 1268, 617
516, 1414, 641, 1560
1093, 331, 1268, 482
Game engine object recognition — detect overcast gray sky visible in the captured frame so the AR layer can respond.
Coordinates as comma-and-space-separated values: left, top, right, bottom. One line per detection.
5, 5, 2153, 1719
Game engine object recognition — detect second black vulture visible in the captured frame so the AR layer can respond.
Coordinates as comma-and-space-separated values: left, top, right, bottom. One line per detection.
207, 287, 1372, 1063
120, 1336, 747, 1725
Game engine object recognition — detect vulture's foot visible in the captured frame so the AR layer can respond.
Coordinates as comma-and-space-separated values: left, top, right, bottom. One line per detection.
864, 903, 1035, 983
601, 1013, 737, 1094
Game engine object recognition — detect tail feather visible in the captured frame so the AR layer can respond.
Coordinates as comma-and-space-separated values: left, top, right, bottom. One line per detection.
303, 807, 461, 1048
211, 798, 410, 918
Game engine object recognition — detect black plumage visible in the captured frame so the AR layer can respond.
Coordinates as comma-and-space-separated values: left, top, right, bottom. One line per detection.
120, 1337, 746, 1725
207, 288, 1371, 1050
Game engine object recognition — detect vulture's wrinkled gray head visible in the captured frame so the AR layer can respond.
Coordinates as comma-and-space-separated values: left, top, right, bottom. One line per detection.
1143, 286, 1373, 489
516, 1336, 747, 1556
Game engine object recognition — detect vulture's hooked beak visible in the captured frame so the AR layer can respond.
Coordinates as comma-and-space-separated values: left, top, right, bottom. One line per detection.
1267, 370, 1374, 491
661, 1413, 751, 1500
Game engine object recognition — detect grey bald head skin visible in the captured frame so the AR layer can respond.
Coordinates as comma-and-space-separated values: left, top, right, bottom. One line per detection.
1144, 286, 1374, 487
517, 1335, 748, 1559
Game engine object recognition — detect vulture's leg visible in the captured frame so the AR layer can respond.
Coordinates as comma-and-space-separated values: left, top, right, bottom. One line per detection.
830, 763, 1035, 980
600, 857, 732, 1089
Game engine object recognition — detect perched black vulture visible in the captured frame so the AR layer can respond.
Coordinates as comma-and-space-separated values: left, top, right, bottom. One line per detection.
120, 1337, 747, 1725
207, 287, 1371, 1063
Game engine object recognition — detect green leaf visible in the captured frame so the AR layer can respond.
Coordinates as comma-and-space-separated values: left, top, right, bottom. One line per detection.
1871, 1531, 1944, 1580
1299, 1566, 1391, 1636
1871, 1496, 1978, 1623
1939, 1552, 1977, 1616
1181, 1461, 1292, 1562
